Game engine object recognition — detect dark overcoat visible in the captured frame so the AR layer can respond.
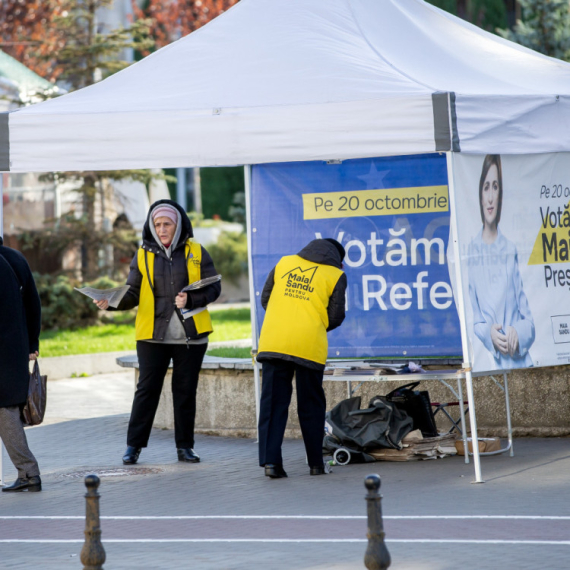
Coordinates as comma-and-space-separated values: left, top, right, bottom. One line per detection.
0, 238, 41, 408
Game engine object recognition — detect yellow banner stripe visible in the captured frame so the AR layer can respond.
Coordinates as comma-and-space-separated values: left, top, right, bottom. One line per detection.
302, 186, 449, 220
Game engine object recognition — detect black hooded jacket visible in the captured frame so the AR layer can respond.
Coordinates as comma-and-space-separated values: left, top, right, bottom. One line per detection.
0, 237, 42, 407
259, 239, 347, 369
116, 200, 221, 341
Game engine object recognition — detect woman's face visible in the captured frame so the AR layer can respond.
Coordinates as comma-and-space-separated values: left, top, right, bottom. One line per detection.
481, 164, 500, 228
154, 216, 176, 245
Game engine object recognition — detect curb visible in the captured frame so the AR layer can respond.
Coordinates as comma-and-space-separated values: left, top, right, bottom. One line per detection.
39, 351, 134, 381
39, 339, 252, 381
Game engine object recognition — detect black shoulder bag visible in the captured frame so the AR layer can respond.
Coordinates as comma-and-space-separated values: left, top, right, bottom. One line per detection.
385, 381, 438, 438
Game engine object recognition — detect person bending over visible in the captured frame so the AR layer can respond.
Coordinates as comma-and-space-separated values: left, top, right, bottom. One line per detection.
256, 238, 347, 478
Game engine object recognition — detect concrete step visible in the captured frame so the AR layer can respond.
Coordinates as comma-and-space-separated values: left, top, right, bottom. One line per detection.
39, 338, 253, 380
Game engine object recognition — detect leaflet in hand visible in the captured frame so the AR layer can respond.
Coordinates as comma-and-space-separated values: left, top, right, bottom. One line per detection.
181, 274, 222, 292
74, 285, 130, 308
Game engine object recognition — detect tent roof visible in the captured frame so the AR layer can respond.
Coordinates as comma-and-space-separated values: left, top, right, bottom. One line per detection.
2, 0, 570, 173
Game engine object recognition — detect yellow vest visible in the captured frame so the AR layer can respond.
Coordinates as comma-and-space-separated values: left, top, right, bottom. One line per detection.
135, 240, 213, 341
258, 254, 343, 365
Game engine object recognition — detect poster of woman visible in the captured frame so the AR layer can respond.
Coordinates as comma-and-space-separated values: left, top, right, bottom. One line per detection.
466, 155, 535, 370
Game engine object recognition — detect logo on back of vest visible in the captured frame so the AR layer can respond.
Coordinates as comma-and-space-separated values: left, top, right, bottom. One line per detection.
281, 266, 318, 299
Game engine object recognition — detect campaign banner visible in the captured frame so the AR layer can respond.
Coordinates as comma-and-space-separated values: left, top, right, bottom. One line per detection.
250, 154, 462, 358
451, 152, 570, 372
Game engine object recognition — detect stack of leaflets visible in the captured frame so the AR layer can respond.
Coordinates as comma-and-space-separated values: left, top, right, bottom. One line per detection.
325, 365, 401, 376
74, 285, 130, 308
181, 274, 222, 292
180, 275, 222, 320
368, 430, 457, 461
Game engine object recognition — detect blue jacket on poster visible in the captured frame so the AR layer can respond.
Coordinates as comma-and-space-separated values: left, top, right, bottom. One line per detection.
468, 228, 535, 369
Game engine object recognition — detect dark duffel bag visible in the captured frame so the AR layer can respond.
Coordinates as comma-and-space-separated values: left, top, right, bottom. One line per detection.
324, 395, 414, 462
384, 381, 438, 438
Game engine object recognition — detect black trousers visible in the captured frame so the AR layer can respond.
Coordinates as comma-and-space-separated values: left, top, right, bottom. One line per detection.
127, 341, 207, 449
258, 358, 326, 468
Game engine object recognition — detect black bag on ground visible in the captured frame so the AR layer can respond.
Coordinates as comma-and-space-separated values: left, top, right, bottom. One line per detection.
385, 381, 438, 437
323, 396, 414, 463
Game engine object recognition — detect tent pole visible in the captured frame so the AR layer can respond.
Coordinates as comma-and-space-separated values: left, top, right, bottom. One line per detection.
446, 151, 484, 484
176, 167, 187, 211
0, 173, 3, 236
244, 165, 261, 441
193, 168, 202, 215
0, 174, 4, 485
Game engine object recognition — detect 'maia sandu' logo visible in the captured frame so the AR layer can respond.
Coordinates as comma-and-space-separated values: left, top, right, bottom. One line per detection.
281, 266, 318, 293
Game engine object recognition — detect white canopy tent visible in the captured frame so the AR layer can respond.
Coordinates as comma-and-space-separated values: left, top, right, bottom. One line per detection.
2, 0, 570, 173
2, 0, 570, 483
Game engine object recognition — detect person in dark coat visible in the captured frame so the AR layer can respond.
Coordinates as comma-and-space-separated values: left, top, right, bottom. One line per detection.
0, 236, 42, 492
256, 238, 347, 478
94, 200, 221, 465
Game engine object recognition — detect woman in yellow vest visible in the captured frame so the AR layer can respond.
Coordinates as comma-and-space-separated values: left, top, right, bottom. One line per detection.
257, 238, 347, 478
94, 200, 220, 465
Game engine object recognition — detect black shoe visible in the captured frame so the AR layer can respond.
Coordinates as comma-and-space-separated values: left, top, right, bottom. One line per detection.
264, 464, 288, 478
2, 476, 42, 492
310, 465, 330, 476
122, 446, 141, 465
177, 448, 200, 463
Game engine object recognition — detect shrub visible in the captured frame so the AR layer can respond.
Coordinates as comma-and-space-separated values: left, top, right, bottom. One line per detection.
201, 166, 245, 220
206, 231, 248, 284
34, 273, 124, 330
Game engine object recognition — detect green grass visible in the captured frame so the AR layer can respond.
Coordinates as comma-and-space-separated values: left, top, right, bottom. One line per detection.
207, 346, 252, 359
40, 324, 136, 357
207, 308, 251, 343
40, 307, 252, 357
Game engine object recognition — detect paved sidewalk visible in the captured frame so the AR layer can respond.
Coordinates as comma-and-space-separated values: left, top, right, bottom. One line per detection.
40, 371, 133, 425
1, 373, 570, 569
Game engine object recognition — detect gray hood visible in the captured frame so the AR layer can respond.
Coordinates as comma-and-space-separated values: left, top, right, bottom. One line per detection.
149, 204, 182, 259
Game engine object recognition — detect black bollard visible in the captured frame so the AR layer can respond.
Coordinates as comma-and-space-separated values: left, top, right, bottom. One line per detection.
80, 474, 106, 570
364, 474, 391, 570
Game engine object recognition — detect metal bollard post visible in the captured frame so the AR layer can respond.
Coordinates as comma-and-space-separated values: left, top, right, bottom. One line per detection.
364, 474, 391, 570
80, 474, 106, 570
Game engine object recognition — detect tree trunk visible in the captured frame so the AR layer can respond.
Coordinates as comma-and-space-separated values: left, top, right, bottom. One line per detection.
457, 0, 467, 20
504, 0, 519, 29
81, 175, 99, 281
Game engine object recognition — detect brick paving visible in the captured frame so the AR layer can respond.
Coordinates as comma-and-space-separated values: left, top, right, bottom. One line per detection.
0, 373, 570, 569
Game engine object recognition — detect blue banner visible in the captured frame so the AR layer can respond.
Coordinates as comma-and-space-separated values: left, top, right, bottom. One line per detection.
251, 154, 461, 358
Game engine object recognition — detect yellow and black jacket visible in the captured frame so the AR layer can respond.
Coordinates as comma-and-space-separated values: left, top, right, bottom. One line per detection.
115, 200, 220, 342
257, 239, 347, 370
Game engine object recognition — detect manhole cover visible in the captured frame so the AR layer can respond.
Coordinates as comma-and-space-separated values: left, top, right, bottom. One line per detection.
60, 467, 163, 479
